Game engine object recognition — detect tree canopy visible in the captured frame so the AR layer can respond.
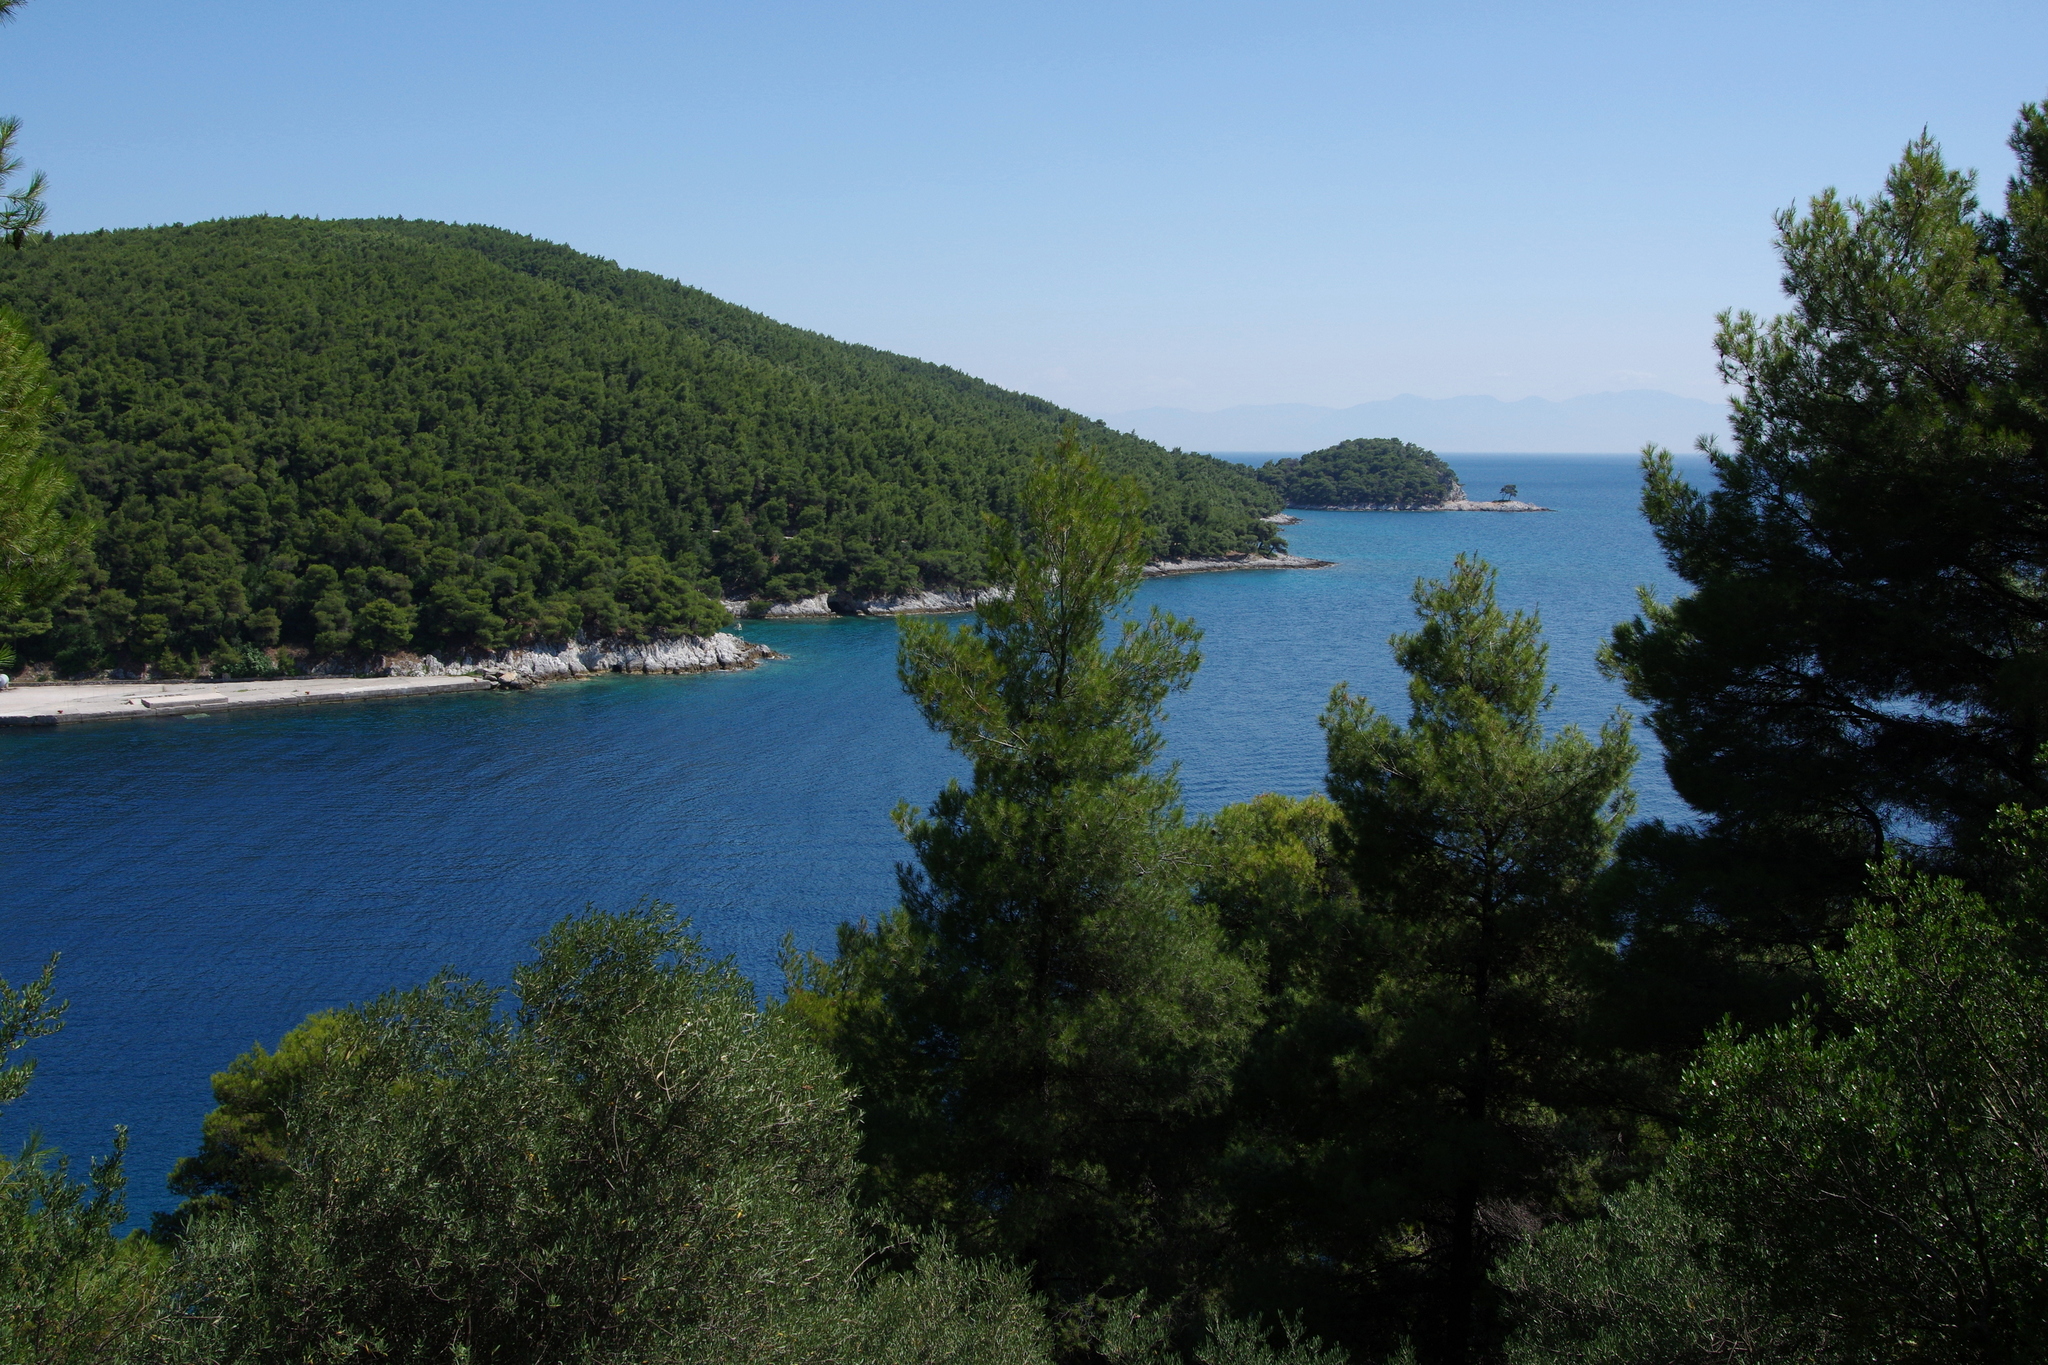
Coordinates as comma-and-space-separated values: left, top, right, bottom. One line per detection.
0, 307, 80, 644
786, 434, 1261, 1319
1600, 103, 2048, 1044
1214, 559, 1636, 1362
1256, 438, 1460, 509
0, 217, 1281, 674
1501, 811, 2048, 1364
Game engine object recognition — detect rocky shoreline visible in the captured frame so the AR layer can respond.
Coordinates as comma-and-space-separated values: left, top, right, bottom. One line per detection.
7, 553, 1338, 710
370, 632, 777, 685
1143, 553, 1335, 576
716, 554, 1335, 617
1, 631, 782, 722
718, 587, 1006, 619
1286, 499, 1552, 513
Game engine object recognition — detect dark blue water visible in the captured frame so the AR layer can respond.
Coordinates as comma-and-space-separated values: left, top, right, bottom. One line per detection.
0, 453, 1700, 1224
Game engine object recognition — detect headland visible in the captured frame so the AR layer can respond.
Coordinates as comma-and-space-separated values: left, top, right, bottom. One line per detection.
2, 632, 779, 725
0, 675, 493, 727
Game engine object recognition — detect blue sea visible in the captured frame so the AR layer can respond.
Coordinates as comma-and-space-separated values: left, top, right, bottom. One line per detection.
0, 453, 1702, 1225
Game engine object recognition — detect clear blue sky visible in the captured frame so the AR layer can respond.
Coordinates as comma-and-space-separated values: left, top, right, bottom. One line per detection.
2, 0, 2043, 418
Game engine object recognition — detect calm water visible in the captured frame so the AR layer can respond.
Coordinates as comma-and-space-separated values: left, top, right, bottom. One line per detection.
1, 453, 1700, 1223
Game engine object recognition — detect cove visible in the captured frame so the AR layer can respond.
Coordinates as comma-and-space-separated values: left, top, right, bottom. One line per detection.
0, 453, 1700, 1223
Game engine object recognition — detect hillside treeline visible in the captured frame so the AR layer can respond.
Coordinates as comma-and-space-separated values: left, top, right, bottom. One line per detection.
0, 216, 1279, 674
8, 103, 2048, 1365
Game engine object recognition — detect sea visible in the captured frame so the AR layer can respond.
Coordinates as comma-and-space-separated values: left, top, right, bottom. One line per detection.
0, 452, 1705, 1225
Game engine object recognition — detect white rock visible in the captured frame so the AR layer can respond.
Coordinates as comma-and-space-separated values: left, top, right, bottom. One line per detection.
842, 587, 1007, 615
378, 632, 775, 681
1143, 554, 1335, 576
720, 588, 1007, 618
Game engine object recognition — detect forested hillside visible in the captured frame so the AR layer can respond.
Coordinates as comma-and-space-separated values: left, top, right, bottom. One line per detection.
0, 216, 1280, 674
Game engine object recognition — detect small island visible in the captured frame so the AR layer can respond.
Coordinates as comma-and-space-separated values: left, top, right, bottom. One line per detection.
1255, 436, 1550, 511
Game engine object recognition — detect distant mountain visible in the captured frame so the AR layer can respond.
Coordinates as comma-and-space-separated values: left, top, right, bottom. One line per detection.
1104, 390, 1731, 455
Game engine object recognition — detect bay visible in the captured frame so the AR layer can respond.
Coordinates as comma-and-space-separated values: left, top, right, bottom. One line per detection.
0, 452, 1701, 1224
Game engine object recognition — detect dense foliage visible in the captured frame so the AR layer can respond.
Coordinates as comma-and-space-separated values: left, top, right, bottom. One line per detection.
0, 216, 1280, 674
1500, 816, 2048, 1363
1255, 438, 1459, 509
0, 309, 82, 664
8, 908, 1338, 1365
159, 907, 1060, 1365
786, 435, 1261, 1323
1603, 103, 2048, 1042
1235, 560, 1635, 1359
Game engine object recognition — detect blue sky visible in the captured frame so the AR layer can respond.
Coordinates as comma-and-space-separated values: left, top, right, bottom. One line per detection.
2, 0, 2044, 419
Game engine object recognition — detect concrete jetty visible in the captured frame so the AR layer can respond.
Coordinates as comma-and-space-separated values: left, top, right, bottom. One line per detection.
0, 675, 492, 727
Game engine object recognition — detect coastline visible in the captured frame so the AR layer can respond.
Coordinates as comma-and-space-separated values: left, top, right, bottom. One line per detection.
374, 632, 776, 684
721, 587, 1004, 619
1143, 552, 1335, 576
4, 552, 1339, 726
0, 675, 495, 727
1288, 499, 1551, 513
2, 631, 779, 726
724, 553, 1336, 617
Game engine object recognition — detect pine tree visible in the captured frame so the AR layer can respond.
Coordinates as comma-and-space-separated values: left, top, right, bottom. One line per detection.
1604, 101, 2048, 1033
0, 2, 69, 664
0, 308, 82, 664
1501, 808, 2048, 1364
1315, 556, 1636, 1363
788, 431, 1260, 1311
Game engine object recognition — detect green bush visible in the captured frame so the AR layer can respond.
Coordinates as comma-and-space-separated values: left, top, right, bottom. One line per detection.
0, 959, 170, 1364
164, 905, 1053, 1365
1499, 810, 2048, 1363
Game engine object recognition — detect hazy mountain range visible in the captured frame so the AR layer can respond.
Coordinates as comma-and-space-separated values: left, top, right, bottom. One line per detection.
1103, 389, 1731, 455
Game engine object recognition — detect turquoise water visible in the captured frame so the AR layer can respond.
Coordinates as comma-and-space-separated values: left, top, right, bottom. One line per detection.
0, 453, 1699, 1223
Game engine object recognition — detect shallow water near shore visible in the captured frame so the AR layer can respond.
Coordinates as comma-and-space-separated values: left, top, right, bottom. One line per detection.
0, 453, 1702, 1224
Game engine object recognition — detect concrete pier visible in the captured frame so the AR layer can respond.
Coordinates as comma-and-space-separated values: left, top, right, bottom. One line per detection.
0, 675, 492, 727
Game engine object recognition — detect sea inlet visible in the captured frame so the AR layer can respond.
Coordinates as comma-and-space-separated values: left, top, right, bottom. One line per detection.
1, 453, 1698, 1225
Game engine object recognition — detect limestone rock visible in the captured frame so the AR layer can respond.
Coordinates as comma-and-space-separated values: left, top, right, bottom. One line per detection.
377, 632, 777, 682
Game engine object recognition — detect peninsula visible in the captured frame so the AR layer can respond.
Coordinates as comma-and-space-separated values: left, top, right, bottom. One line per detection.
0, 676, 494, 727
0, 631, 779, 724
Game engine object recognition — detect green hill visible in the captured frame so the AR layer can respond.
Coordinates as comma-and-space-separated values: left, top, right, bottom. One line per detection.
0, 216, 1282, 674
1257, 437, 1459, 508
